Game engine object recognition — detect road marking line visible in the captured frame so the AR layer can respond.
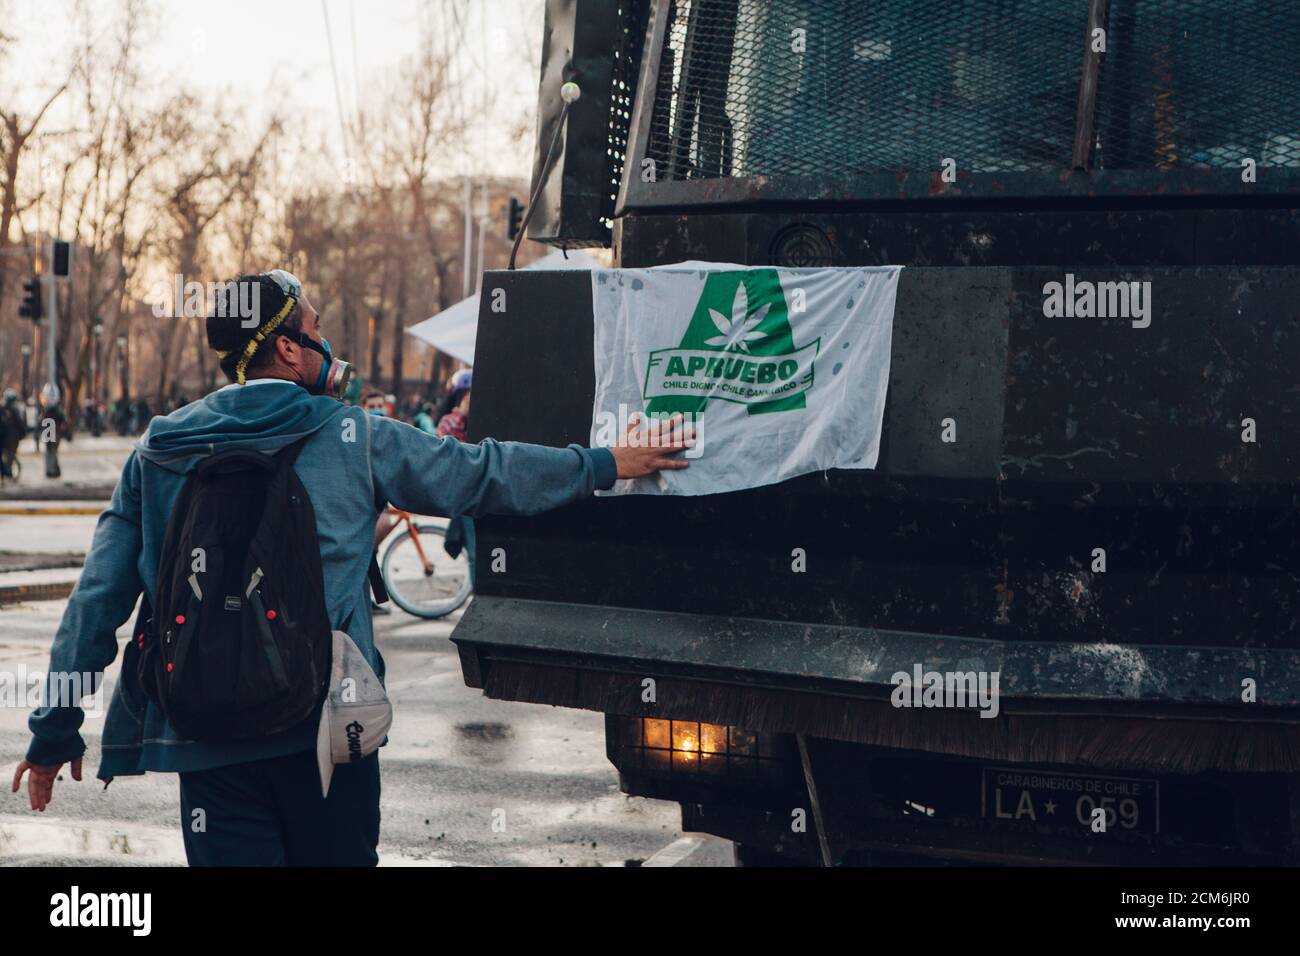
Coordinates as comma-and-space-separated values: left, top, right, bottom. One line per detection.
643, 836, 708, 867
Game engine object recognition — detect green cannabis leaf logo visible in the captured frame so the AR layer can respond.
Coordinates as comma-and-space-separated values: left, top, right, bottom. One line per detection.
704, 282, 770, 353
645, 269, 814, 419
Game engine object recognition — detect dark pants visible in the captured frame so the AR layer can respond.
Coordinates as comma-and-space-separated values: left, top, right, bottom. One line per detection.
179, 750, 380, 866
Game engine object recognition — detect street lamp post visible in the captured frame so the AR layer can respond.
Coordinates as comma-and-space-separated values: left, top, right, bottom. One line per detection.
20, 343, 31, 403
474, 183, 489, 295
116, 332, 129, 434
41, 238, 70, 478
91, 320, 103, 436
118, 330, 129, 403
38, 255, 60, 478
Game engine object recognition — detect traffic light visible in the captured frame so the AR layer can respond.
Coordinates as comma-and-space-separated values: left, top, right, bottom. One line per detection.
18, 277, 42, 321
52, 239, 71, 277
506, 195, 525, 241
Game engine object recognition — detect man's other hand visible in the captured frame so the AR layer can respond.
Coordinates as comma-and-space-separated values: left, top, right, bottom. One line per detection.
12, 757, 81, 811
609, 413, 695, 480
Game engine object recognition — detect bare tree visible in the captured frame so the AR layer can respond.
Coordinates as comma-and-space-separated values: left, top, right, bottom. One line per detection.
46, 0, 156, 422
351, 5, 476, 396
0, 0, 542, 407
151, 95, 279, 398
0, 84, 71, 303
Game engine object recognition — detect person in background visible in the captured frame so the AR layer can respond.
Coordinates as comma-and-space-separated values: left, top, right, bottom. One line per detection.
412, 401, 437, 435
361, 389, 388, 418
130, 397, 151, 435
436, 369, 472, 442
434, 369, 475, 581
1, 389, 27, 480
29, 397, 41, 452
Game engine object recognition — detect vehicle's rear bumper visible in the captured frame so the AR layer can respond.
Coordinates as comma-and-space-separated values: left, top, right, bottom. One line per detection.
453, 595, 1300, 774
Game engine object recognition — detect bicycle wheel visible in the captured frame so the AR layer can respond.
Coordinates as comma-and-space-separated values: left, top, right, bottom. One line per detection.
381, 522, 473, 618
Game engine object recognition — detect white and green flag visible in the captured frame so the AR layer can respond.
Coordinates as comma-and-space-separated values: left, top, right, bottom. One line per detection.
591, 262, 902, 496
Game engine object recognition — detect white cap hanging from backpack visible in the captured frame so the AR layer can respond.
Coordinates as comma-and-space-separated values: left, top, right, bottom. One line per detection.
315, 630, 393, 797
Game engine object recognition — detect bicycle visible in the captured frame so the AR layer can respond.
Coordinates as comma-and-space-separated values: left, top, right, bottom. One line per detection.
379, 508, 473, 618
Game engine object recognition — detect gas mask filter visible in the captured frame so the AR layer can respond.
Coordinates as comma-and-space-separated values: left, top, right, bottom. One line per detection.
299, 335, 354, 400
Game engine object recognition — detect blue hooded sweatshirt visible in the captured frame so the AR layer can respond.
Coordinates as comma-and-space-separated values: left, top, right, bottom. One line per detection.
26, 378, 616, 779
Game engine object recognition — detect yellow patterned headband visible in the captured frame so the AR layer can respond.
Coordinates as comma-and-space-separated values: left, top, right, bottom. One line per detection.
216, 294, 298, 384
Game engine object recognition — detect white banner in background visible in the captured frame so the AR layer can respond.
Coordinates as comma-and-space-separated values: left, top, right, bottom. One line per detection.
591, 262, 902, 496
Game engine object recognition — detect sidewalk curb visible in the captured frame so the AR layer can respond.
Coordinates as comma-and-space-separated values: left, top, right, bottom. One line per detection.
0, 551, 85, 573
0, 581, 76, 606
0, 485, 116, 501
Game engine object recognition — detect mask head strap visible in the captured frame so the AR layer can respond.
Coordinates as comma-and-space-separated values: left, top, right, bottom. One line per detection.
227, 293, 298, 385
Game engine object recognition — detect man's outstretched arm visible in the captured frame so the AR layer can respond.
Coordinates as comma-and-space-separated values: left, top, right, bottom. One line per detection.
369, 412, 692, 517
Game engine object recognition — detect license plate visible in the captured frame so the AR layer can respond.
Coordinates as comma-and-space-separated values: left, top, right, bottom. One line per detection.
981, 767, 1160, 834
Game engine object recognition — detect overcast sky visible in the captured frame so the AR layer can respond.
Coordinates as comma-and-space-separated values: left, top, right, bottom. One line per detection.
6, 0, 545, 180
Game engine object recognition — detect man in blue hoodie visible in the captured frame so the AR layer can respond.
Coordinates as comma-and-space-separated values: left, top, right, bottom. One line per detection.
12, 269, 691, 865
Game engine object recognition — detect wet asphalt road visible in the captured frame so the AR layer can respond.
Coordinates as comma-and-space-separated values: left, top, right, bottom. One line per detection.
1, 597, 684, 866
0, 444, 685, 866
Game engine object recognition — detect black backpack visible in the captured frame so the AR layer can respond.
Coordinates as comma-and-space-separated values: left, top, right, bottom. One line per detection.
138, 437, 332, 742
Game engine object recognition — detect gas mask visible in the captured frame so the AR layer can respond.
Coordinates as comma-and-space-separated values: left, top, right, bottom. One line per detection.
294, 334, 354, 400
255, 270, 354, 400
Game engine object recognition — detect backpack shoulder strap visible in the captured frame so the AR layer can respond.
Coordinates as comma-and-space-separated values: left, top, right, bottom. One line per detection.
272, 432, 389, 605
196, 447, 277, 478
275, 434, 312, 468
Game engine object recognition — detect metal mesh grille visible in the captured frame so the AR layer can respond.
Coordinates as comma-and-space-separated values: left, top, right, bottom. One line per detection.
601, 1, 652, 227
612, 716, 786, 782
644, 0, 1300, 181
1093, 0, 1300, 170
